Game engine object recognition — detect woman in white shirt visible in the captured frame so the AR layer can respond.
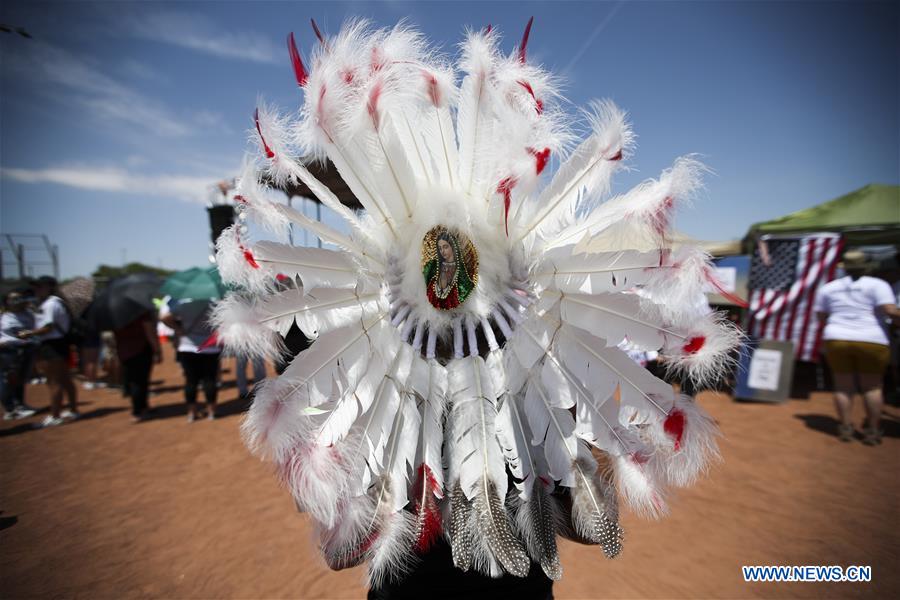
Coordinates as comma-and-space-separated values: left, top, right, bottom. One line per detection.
18, 276, 79, 427
814, 251, 900, 444
1, 290, 38, 419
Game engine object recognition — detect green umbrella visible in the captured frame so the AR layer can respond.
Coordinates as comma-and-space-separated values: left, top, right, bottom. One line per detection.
159, 267, 225, 303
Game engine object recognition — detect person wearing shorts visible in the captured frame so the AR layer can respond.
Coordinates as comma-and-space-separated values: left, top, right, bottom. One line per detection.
159, 299, 221, 422
18, 277, 80, 427
814, 250, 900, 444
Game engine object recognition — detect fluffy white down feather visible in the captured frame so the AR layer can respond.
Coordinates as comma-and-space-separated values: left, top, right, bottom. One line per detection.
643, 394, 722, 488
210, 294, 285, 361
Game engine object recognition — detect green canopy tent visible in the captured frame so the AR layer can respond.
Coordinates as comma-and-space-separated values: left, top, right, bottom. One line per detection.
742, 184, 900, 252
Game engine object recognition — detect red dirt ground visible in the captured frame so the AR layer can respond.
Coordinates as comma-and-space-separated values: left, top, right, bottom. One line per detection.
1, 346, 898, 599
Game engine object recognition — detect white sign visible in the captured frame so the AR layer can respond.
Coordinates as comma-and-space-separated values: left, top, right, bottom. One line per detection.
705, 266, 737, 294
747, 348, 783, 391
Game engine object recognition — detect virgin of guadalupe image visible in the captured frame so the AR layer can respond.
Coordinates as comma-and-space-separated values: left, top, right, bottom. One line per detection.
422, 228, 477, 310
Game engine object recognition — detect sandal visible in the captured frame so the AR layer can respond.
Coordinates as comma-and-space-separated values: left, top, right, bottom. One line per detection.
862, 427, 883, 446
837, 424, 854, 442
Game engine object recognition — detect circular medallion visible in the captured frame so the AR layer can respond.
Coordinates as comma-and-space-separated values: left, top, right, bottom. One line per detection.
421, 226, 479, 310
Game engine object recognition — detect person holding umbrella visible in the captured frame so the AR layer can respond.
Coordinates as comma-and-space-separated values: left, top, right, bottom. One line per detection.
85, 272, 163, 417
113, 310, 161, 422
158, 267, 224, 422
18, 276, 78, 427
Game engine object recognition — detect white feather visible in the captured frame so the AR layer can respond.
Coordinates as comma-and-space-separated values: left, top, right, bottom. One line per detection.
410, 357, 448, 495
447, 355, 507, 502
210, 293, 285, 360
310, 352, 390, 447
240, 377, 306, 462
515, 100, 632, 243
283, 157, 385, 253
343, 344, 415, 495
495, 387, 536, 500
384, 395, 422, 512
506, 307, 560, 371
533, 247, 663, 295
250, 242, 360, 292
267, 199, 384, 269
281, 439, 351, 528
215, 226, 272, 292
661, 311, 744, 387
253, 100, 297, 187
456, 28, 501, 202
559, 292, 671, 351
644, 394, 721, 488
256, 286, 386, 339
233, 161, 291, 239
523, 372, 579, 486
275, 314, 389, 410
543, 156, 706, 251
613, 453, 668, 519
556, 323, 674, 423
366, 498, 417, 587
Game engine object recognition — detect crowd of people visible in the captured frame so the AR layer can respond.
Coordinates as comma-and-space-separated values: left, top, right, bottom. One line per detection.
0, 276, 272, 427
1, 277, 79, 426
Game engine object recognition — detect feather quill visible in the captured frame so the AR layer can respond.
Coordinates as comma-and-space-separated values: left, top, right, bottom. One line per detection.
250, 242, 360, 292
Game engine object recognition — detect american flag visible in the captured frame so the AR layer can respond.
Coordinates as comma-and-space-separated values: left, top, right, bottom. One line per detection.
747, 233, 843, 361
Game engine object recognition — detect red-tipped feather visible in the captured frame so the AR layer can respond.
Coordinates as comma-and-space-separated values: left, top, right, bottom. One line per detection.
253, 108, 275, 159
528, 147, 550, 175
310, 18, 325, 45
287, 32, 308, 87
497, 176, 517, 236
682, 336, 706, 354
485, 24, 493, 35
518, 16, 534, 63
412, 465, 443, 553
664, 410, 686, 450
517, 80, 543, 114
705, 271, 749, 307
366, 81, 383, 130
423, 71, 441, 107
243, 248, 260, 269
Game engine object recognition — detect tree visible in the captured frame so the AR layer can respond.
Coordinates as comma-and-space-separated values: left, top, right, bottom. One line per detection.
92, 262, 174, 280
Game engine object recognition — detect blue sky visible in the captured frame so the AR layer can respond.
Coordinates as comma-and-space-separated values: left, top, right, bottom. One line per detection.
1, 0, 897, 279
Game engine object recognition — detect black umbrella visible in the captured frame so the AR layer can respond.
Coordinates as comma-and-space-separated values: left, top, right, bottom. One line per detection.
86, 273, 162, 330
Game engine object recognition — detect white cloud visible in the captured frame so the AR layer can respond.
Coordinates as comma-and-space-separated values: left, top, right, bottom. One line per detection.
1, 164, 228, 204
4, 41, 194, 137
126, 10, 279, 64
117, 58, 170, 85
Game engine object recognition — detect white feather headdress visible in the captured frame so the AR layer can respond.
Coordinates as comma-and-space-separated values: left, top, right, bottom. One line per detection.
218, 18, 738, 585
